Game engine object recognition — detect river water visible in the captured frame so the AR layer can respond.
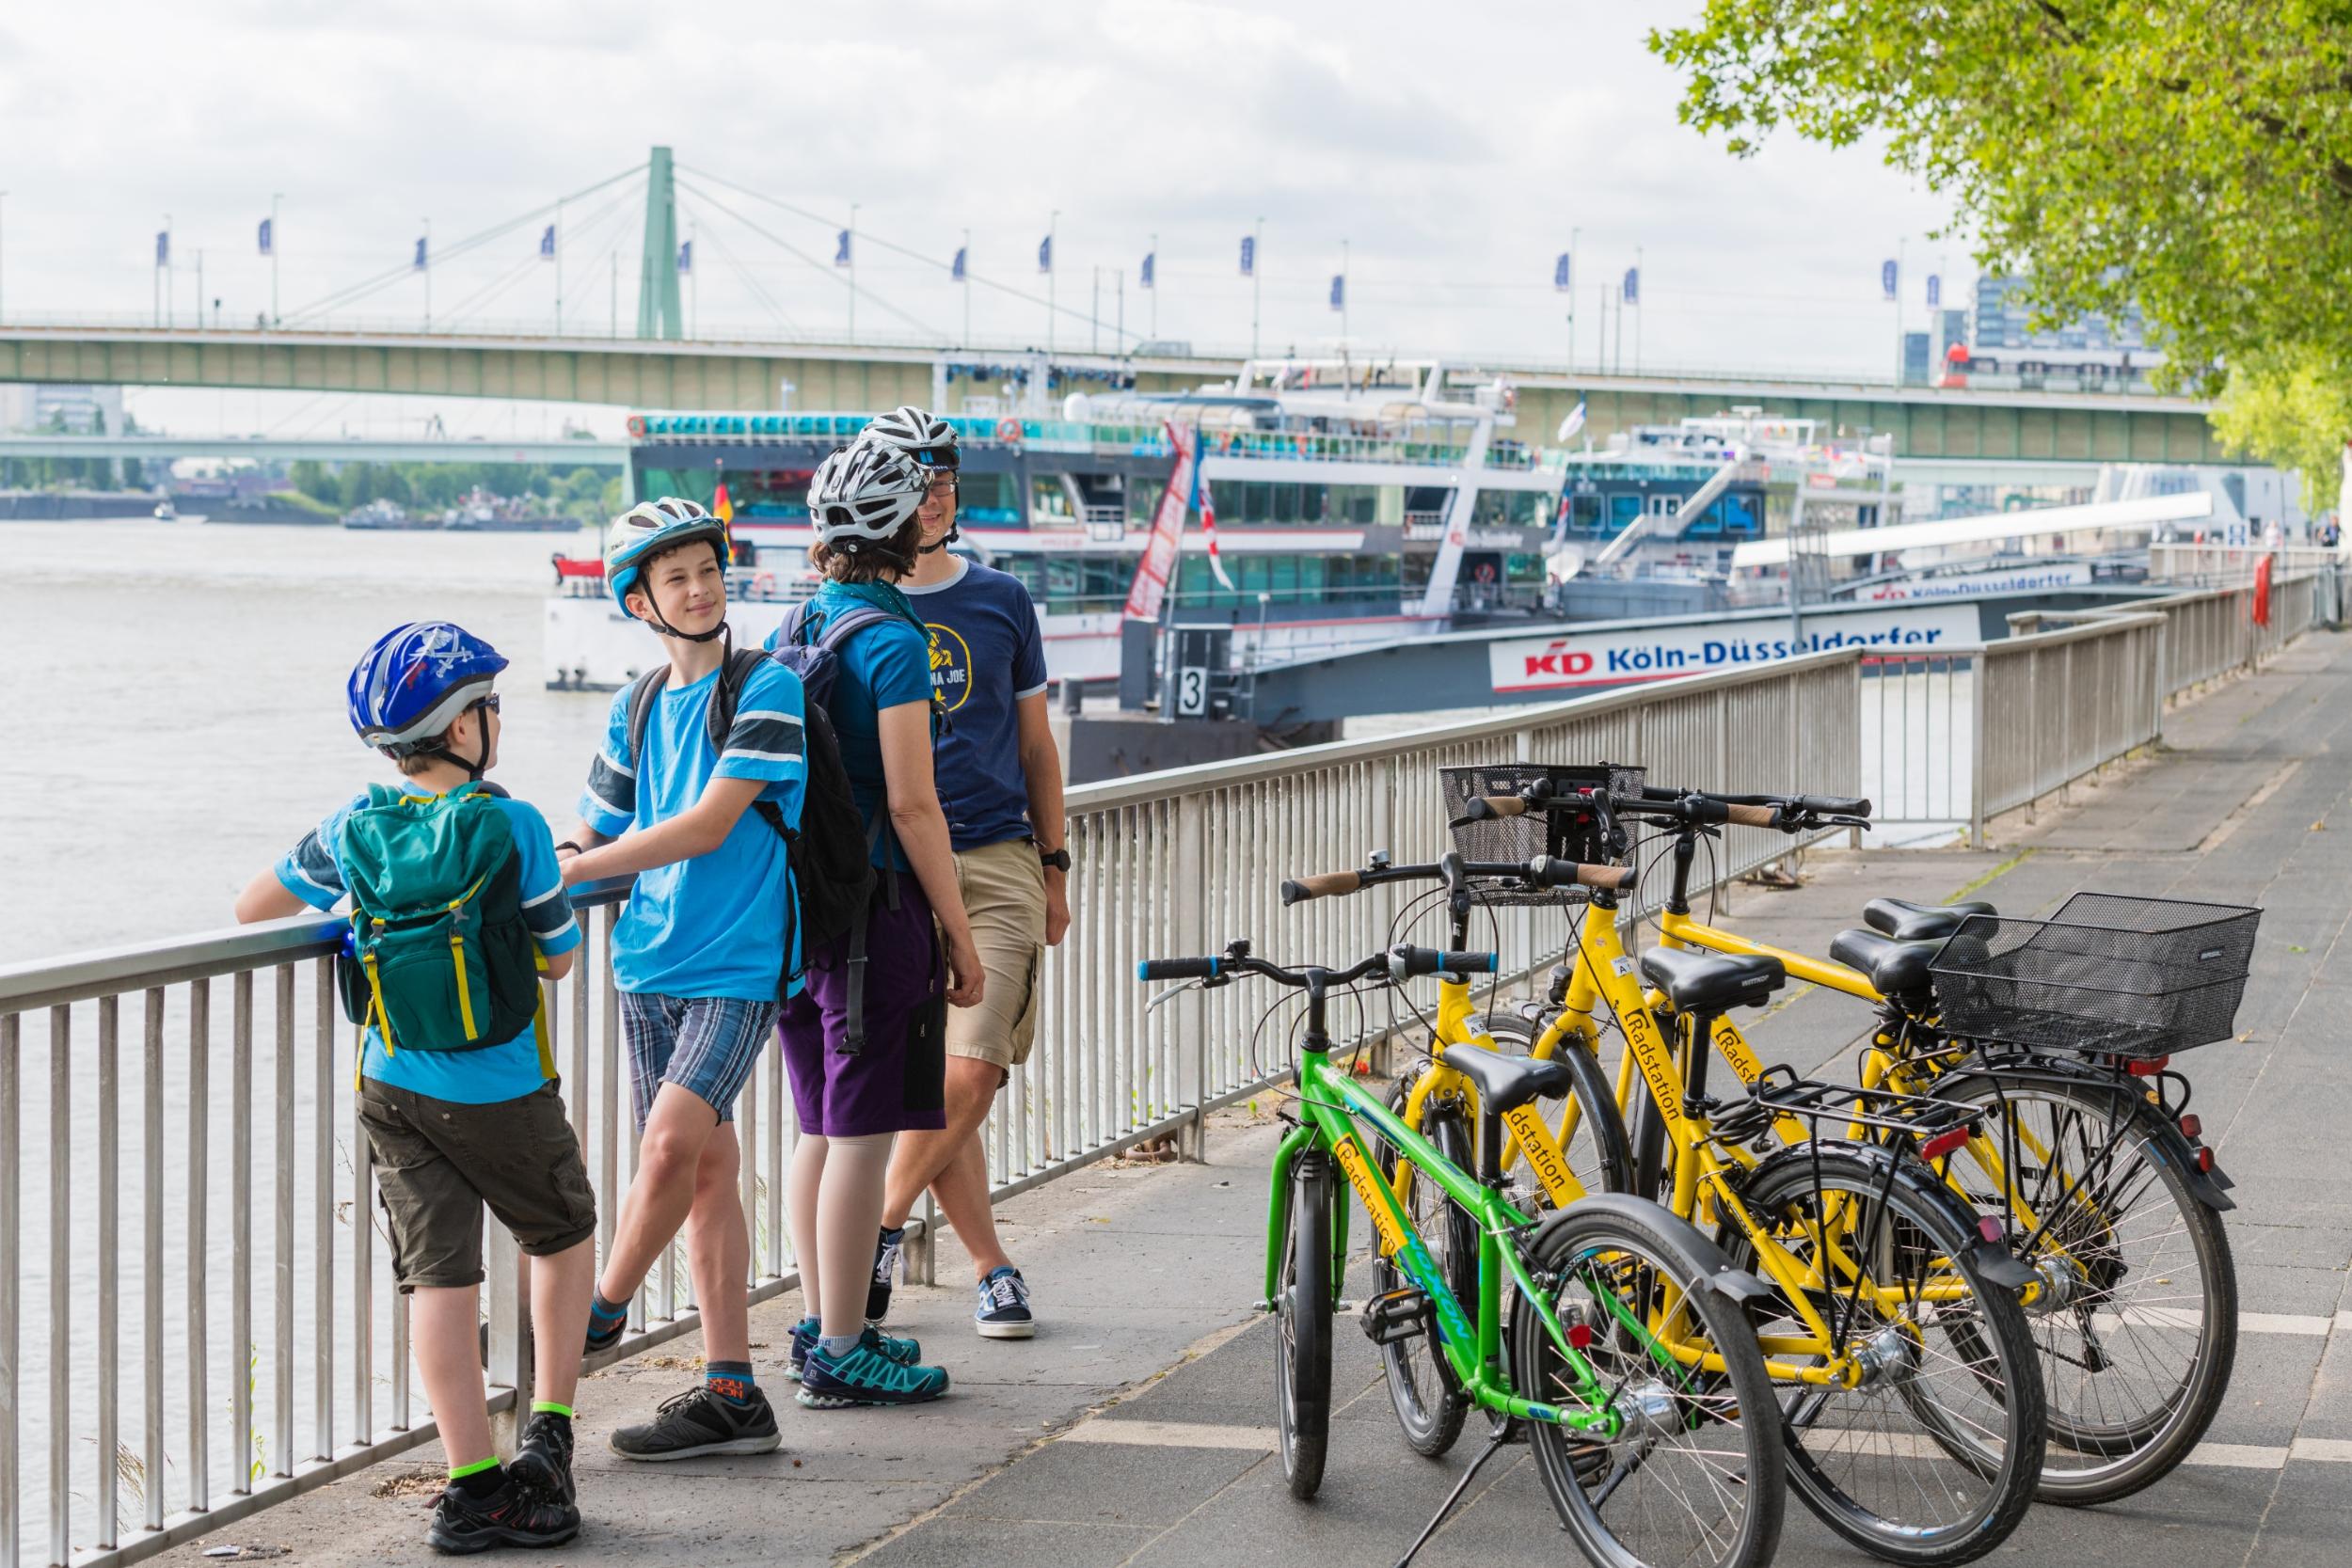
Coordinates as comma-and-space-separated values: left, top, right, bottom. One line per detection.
5, 518, 618, 962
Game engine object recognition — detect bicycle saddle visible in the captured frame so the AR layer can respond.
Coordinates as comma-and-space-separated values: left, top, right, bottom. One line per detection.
1863, 896, 1995, 942
1829, 927, 1937, 998
1442, 1041, 1578, 1117
1638, 947, 1785, 1014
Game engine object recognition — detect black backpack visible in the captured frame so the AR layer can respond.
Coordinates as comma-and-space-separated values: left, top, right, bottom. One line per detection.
622, 606, 897, 1047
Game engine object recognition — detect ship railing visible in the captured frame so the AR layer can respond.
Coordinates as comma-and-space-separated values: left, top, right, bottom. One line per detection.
0, 583, 2328, 1568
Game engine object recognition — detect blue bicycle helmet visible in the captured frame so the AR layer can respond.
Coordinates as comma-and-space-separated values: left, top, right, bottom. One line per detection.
347, 622, 507, 774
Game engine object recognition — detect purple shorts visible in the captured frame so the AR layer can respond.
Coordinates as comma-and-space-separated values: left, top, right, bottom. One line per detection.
778, 876, 949, 1137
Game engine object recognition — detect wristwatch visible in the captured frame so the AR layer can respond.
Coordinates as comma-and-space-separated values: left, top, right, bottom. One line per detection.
1038, 846, 1072, 873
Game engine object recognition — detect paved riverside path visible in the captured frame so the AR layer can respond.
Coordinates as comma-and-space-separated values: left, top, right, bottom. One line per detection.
155, 632, 2352, 1567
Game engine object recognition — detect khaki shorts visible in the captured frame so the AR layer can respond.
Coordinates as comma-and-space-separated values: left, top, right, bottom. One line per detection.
359, 1078, 597, 1292
946, 837, 1048, 1073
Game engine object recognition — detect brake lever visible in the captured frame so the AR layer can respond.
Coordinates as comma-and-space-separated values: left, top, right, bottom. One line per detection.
1142, 973, 1233, 1015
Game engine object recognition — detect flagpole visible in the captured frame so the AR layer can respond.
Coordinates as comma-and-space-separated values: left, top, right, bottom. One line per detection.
688, 221, 697, 339
848, 203, 859, 346
270, 194, 281, 325
1340, 237, 1349, 345
1634, 244, 1643, 374
1047, 209, 1058, 360
1568, 226, 1580, 372
961, 227, 971, 348
1148, 231, 1158, 340
555, 198, 564, 337
1250, 216, 1263, 361
421, 216, 432, 330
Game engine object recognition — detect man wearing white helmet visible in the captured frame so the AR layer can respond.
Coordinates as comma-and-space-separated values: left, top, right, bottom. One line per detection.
859, 408, 1068, 1341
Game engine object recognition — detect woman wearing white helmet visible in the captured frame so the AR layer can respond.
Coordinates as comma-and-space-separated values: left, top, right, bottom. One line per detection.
767, 441, 980, 1409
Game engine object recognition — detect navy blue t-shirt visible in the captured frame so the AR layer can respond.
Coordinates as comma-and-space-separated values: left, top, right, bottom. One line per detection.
901, 559, 1049, 851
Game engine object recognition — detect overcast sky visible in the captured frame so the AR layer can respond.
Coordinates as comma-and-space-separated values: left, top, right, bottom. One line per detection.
1, 0, 1967, 436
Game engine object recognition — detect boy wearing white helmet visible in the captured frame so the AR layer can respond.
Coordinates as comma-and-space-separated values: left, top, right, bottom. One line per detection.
556, 497, 812, 1459
860, 409, 1068, 1341
765, 441, 982, 1409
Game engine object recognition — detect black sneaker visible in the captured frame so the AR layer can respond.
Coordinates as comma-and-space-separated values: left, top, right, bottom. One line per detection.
426, 1479, 580, 1554
609, 1384, 782, 1462
866, 1226, 906, 1322
508, 1411, 576, 1504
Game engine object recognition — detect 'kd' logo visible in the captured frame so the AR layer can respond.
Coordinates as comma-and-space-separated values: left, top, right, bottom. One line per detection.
1523, 640, 1594, 679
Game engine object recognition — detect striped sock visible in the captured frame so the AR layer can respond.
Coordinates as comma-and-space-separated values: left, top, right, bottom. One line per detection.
707, 1360, 756, 1404
586, 1292, 627, 1351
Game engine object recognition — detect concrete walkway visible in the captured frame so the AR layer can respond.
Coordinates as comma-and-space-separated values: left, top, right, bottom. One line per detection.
161, 633, 2352, 1567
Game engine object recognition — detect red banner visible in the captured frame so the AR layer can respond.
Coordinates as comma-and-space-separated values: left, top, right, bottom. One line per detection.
1121, 420, 1199, 621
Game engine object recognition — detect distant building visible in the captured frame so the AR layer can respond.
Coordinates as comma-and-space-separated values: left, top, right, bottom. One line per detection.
0, 383, 127, 435
1971, 275, 2147, 354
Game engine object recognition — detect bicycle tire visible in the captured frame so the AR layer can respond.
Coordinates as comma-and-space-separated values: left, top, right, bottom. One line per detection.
1724, 1142, 2045, 1567
1478, 1011, 1637, 1202
1512, 1200, 1787, 1568
1277, 1149, 1334, 1498
1930, 1069, 2237, 1506
1371, 1092, 1474, 1458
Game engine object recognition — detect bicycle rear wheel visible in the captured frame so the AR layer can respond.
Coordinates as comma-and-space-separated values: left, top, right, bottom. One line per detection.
1512, 1200, 1786, 1568
1724, 1143, 2045, 1567
1276, 1149, 1334, 1498
1931, 1069, 2237, 1505
1372, 1090, 1474, 1457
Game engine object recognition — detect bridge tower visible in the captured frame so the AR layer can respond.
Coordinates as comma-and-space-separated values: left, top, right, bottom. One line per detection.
636, 147, 684, 341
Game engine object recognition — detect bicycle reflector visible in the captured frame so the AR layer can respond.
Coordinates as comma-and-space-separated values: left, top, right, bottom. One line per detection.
1918, 1127, 1970, 1164
2178, 1114, 2202, 1138
2125, 1055, 2172, 1076
1977, 1216, 2006, 1245
1567, 1323, 1594, 1351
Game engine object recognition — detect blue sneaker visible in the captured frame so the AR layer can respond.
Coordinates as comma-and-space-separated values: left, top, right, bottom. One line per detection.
975, 1267, 1036, 1340
797, 1342, 949, 1409
785, 1317, 923, 1382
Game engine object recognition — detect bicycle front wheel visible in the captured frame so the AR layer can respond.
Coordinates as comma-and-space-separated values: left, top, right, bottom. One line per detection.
1725, 1143, 2045, 1567
1512, 1201, 1787, 1568
1931, 1069, 2237, 1505
1276, 1148, 1334, 1498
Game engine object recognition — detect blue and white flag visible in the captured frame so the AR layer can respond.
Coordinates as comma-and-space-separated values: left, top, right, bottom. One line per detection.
1328, 274, 1344, 311
1881, 259, 1898, 301
257, 217, 274, 257
1239, 234, 1255, 277
155, 230, 169, 266
1037, 233, 1053, 274
414, 235, 428, 271
677, 240, 692, 274
1925, 273, 1941, 309
834, 230, 851, 267
1559, 400, 1587, 442
538, 224, 555, 260
1622, 266, 1639, 306
951, 245, 967, 282
1553, 252, 1571, 292
1139, 251, 1154, 290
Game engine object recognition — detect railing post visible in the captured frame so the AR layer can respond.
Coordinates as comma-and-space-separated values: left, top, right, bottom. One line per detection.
1968, 650, 1988, 849
485, 1224, 532, 1453
1173, 793, 1209, 1162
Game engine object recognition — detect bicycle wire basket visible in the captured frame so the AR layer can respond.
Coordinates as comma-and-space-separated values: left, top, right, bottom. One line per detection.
1928, 892, 2262, 1056
1438, 762, 1645, 908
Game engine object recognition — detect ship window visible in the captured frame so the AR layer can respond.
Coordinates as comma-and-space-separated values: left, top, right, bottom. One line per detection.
958, 471, 1019, 527
1719, 493, 1761, 535
1685, 500, 1723, 537
1608, 495, 1642, 532
1569, 494, 1603, 533
1030, 475, 1074, 524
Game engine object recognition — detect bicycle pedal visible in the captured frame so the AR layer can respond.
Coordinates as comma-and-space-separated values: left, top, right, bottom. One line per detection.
1359, 1286, 1435, 1347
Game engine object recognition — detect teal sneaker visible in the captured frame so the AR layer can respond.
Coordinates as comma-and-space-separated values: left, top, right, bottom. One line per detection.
796, 1342, 949, 1408
785, 1317, 923, 1382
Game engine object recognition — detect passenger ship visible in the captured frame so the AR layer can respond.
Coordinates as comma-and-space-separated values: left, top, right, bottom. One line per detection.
543, 356, 1887, 690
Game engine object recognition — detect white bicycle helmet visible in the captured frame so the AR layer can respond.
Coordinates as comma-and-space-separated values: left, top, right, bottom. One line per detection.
807, 443, 927, 549
859, 404, 959, 470
605, 496, 732, 641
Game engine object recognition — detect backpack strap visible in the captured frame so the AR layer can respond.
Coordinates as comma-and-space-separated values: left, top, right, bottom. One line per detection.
704, 645, 773, 759
622, 665, 668, 785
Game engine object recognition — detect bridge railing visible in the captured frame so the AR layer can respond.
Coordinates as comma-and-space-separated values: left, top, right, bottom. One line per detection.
0, 578, 2328, 1568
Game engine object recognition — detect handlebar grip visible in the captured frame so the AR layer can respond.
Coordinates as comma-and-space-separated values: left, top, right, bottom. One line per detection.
1389, 945, 1501, 977
1791, 794, 1872, 816
1469, 795, 1528, 820
1532, 858, 1638, 892
1280, 870, 1363, 905
1136, 957, 1220, 982
1723, 802, 1781, 830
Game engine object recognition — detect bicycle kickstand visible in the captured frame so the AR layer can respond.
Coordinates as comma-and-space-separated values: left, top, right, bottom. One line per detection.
1391, 1426, 1512, 1568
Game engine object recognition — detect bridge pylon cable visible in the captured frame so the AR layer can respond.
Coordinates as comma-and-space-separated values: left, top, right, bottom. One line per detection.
678, 162, 1141, 349
681, 201, 803, 335
675, 178, 949, 342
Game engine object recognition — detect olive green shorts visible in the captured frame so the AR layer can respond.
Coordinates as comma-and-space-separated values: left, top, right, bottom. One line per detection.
358, 1078, 597, 1292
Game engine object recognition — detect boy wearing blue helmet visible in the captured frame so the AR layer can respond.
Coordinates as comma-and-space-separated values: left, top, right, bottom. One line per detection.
233, 622, 596, 1553
555, 497, 810, 1460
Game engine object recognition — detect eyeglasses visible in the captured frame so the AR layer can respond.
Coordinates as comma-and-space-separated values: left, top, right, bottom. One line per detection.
923, 476, 960, 499
471, 693, 502, 716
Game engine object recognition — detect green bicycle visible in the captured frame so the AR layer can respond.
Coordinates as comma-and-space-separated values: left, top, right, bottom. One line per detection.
1139, 930, 1788, 1568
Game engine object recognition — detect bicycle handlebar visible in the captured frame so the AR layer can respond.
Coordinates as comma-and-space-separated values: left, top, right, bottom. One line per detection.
1136, 956, 1221, 982
1282, 870, 1362, 902
1468, 783, 1869, 832
1279, 854, 1634, 905
1135, 942, 1499, 990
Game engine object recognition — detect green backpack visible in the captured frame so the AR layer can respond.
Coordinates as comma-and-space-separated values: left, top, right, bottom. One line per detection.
334, 783, 544, 1056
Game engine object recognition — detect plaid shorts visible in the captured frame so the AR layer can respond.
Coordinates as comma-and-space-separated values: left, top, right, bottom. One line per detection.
620, 992, 780, 1130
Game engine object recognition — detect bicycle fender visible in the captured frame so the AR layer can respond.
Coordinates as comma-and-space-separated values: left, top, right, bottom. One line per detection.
1967, 1240, 2041, 1293
1552, 1192, 1773, 1305
1740, 1136, 2042, 1295
1939, 1065, 2236, 1214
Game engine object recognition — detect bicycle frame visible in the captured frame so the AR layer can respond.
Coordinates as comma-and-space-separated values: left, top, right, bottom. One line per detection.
1265, 1038, 1617, 1433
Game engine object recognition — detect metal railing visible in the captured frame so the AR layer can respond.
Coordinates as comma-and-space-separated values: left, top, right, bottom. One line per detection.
0, 578, 2328, 1566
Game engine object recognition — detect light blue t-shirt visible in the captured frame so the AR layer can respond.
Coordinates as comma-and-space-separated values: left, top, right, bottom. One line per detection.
767, 582, 934, 871
276, 787, 580, 1104
902, 559, 1050, 851
580, 659, 808, 1000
